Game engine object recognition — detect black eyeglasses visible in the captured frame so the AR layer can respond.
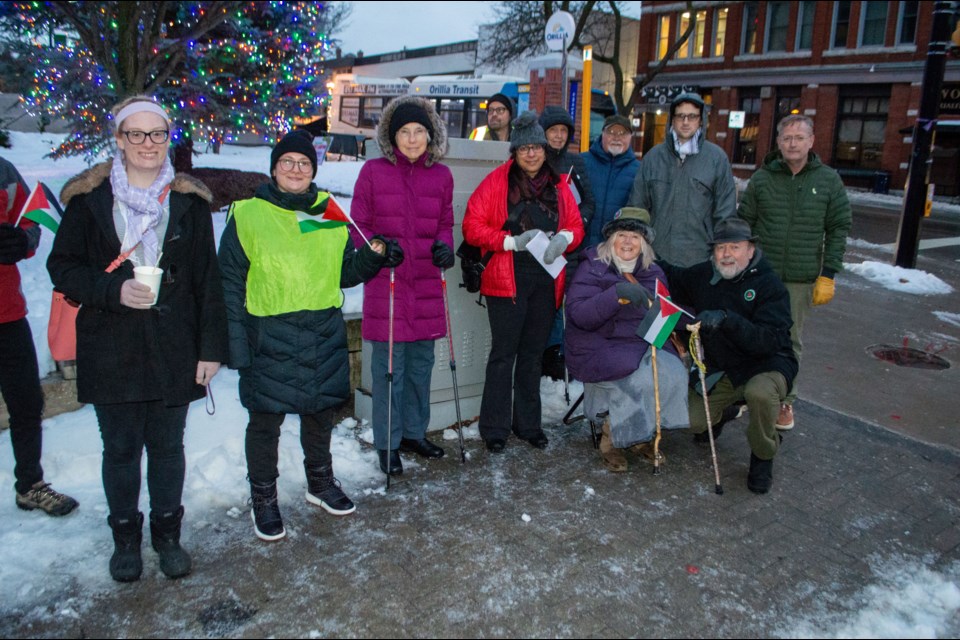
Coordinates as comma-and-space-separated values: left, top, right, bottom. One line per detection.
120, 129, 170, 144
277, 158, 313, 172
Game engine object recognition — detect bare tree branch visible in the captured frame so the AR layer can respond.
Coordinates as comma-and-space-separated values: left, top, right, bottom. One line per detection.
624, 1, 696, 114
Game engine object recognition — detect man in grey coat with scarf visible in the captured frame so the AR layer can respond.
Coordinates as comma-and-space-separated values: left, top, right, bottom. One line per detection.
630, 92, 737, 267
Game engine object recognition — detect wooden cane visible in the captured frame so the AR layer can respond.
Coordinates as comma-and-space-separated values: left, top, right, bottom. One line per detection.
650, 345, 663, 475
687, 322, 724, 495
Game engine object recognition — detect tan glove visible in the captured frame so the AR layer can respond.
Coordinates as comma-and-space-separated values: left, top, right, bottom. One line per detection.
812, 275, 835, 306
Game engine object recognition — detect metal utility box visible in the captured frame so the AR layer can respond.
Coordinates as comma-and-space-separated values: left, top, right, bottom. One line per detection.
354, 137, 510, 431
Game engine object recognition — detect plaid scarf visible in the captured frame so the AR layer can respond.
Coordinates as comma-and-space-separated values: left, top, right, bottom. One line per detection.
110, 154, 175, 267
671, 128, 703, 159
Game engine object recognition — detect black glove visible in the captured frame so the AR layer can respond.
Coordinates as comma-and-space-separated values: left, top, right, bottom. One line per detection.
431, 240, 455, 269
0, 223, 29, 265
615, 281, 653, 308
695, 309, 727, 333
383, 238, 404, 268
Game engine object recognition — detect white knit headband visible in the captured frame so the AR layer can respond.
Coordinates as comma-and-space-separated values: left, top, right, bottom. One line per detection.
115, 102, 171, 130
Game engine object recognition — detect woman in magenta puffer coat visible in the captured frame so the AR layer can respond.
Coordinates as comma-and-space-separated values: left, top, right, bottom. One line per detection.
351, 96, 454, 476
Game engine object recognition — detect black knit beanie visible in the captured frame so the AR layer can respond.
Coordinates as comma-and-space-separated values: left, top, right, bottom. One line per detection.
488, 93, 515, 118
271, 129, 318, 178
388, 102, 433, 146
539, 105, 575, 142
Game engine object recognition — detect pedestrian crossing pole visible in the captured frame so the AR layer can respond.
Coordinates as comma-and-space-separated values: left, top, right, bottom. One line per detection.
580, 46, 593, 153
895, 1, 955, 268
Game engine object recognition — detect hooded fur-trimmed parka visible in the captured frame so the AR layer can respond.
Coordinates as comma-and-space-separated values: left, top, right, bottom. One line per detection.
47, 161, 228, 406
349, 95, 455, 343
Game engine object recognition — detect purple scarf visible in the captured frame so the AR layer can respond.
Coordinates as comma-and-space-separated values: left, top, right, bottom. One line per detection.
110, 154, 175, 266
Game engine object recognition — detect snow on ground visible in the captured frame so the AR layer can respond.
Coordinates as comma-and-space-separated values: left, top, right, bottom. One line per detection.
780, 558, 960, 639
846, 188, 960, 216
934, 311, 960, 329
2, 132, 960, 635
844, 261, 954, 295
847, 237, 895, 253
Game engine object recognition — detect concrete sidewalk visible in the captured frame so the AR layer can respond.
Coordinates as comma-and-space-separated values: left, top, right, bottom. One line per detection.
3, 399, 958, 638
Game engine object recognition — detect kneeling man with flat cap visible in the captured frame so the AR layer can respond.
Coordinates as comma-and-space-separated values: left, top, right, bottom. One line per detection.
659, 219, 797, 493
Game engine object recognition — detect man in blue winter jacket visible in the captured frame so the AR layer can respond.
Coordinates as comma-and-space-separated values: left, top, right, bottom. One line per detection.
581, 115, 639, 249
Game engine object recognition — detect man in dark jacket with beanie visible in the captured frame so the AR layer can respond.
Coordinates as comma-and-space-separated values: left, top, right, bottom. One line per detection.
660, 219, 797, 494
470, 93, 513, 142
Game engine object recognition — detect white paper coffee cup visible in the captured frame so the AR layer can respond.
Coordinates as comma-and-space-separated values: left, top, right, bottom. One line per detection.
133, 266, 163, 306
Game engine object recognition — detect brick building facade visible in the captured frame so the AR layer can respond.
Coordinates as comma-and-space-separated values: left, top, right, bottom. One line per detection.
631, 1, 960, 195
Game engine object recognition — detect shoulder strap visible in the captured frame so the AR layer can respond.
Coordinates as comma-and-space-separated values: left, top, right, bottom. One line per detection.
105, 243, 139, 273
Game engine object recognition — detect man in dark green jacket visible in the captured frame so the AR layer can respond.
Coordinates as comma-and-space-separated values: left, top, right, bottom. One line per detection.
738, 115, 852, 432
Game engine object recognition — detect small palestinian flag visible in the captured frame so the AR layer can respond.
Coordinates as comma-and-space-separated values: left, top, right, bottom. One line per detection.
636, 294, 683, 349
656, 278, 671, 301
296, 193, 351, 233
19, 182, 63, 233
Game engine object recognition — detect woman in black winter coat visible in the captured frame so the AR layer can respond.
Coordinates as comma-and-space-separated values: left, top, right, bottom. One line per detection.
47, 96, 228, 583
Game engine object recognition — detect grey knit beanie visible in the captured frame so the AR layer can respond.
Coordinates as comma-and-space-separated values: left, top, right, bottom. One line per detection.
509, 110, 547, 152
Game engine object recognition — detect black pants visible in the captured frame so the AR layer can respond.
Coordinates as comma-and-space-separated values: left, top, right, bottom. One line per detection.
480, 266, 556, 441
245, 409, 335, 484
0, 318, 45, 494
95, 401, 188, 520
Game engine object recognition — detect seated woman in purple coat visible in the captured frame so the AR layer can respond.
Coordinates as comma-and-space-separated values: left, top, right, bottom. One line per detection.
350, 96, 455, 477
565, 207, 689, 472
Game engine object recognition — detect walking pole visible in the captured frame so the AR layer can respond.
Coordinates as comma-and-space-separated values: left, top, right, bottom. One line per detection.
561, 298, 570, 405
385, 267, 395, 489
687, 322, 723, 495
439, 270, 466, 463
650, 345, 664, 475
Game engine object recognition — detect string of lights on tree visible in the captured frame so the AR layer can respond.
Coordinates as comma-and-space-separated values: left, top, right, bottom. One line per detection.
7, 1, 336, 160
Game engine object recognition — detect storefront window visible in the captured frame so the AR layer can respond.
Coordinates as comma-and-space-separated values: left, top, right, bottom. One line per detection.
733, 92, 762, 165
835, 89, 889, 169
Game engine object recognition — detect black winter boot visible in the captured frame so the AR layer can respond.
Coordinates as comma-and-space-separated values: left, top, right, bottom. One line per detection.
150, 506, 192, 579
108, 512, 143, 582
249, 479, 285, 541
377, 449, 403, 476
305, 464, 356, 516
747, 453, 774, 494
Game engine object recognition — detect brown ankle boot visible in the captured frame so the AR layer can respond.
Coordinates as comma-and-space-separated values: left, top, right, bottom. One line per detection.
599, 418, 627, 472
630, 441, 665, 465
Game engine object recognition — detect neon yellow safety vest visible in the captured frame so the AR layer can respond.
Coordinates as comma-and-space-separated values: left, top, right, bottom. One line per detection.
469, 126, 488, 140
230, 195, 347, 317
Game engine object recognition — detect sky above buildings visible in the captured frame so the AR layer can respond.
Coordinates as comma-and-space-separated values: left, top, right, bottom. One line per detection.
335, 1, 496, 56
335, 1, 644, 57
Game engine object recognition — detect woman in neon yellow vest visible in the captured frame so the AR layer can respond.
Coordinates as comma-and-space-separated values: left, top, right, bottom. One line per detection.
219, 129, 398, 542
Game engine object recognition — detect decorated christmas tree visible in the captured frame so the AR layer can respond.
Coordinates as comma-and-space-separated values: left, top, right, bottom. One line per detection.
0, 1, 347, 163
